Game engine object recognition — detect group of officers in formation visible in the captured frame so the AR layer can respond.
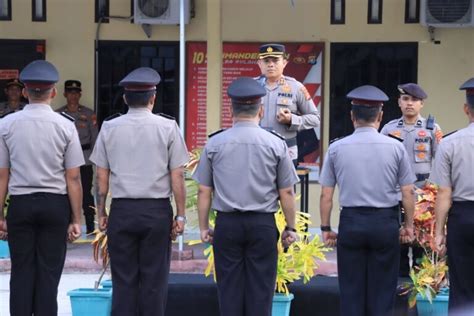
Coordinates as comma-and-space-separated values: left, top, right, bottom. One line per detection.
0, 43, 472, 316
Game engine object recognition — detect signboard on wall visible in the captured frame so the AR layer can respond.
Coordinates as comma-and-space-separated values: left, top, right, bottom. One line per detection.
186, 42, 324, 181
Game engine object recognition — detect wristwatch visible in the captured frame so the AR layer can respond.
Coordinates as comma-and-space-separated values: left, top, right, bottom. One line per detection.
284, 226, 297, 233
320, 225, 331, 232
174, 215, 187, 223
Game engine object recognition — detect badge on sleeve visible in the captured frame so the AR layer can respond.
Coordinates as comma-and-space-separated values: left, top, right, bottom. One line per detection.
435, 130, 443, 143
300, 86, 311, 101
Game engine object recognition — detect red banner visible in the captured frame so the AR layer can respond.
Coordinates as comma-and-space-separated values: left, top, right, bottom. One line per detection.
185, 42, 324, 180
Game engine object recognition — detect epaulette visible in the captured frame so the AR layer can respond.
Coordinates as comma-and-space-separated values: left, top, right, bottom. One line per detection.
329, 136, 345, 144
265, 129, 285, 140
104, 113, 122, 121
442, 130, 458, 139
158, 113, 175, 120
388, 134, 404, 142
60, 112, 75, 122
386, 118, 399, 125
0, 111, 14, 119
208, 129, 226, 138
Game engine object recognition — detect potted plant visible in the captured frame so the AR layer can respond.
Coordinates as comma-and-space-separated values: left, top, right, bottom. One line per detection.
399, 183, 449, 316
189, 207, 330, 316
67, 229, 112, 316
0, 196, 9, 258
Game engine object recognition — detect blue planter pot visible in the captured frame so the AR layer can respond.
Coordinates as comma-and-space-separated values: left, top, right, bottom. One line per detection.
0, 240, 9, 258
67, 288, 112, 316
272, 293, 294, 316
416, 288, 449, 316
101, 279, 112, 289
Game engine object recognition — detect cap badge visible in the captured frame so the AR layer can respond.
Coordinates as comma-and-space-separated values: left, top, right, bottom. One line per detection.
267, 47, 273, 53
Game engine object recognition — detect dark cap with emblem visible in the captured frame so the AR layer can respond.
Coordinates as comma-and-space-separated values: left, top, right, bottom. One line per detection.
398, 83, 427, 100
258, 43, 286, 59
65, 80, 82, 92
5, 78, 24, 89
119, 67, 161, 91
459, 77, 474, 106
346, 85, 389, 107
19, 60, 59, 91
227, 77, 266, 104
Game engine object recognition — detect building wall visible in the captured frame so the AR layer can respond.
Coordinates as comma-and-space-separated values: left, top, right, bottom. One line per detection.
1, 0, 473, 227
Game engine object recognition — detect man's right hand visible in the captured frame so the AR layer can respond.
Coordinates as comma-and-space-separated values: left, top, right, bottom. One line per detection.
0, 219, 7, 241
200, 229, 214, 244
399, 225, 414, 244
281, 230, 297, 248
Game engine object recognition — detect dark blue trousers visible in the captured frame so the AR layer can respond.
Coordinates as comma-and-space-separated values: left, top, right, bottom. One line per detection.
447, 201, 474, 316
7, 193, 71, 316
338, 206, 400, 316
108, 198, 173, 316
213, 211, 278, 316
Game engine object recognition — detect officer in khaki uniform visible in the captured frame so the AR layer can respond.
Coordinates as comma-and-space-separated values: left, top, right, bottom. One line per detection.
193, 77, 299, 316
56, 80, 98, 233
255, 44, 320, 163
381, 83, 443, 276
0, 78, 26, 118
90, 67, 188, 316
0, 60, 84, 315
432, 77, 474, 315
319, 85, 415, 316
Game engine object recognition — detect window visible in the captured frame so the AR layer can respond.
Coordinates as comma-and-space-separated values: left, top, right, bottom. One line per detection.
405, 0, 420, 23
95, 0, 109, 23
331, 0, 345, 24
0, 0, 12, 21
32, 0, 46, 22
368, 0, 383, 24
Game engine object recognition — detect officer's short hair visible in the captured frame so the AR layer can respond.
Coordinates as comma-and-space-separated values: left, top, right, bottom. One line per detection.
124, 91, 155, 107
26, 87, 54, 101
352, 104, 382, 123
231, 100, 260, 117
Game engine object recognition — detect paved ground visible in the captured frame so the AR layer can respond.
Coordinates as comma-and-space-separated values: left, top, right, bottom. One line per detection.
0, 229, 336, 316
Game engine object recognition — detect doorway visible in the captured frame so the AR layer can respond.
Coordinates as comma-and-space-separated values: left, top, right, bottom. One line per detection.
329, 42, 418, 140
96, 41, 180, 126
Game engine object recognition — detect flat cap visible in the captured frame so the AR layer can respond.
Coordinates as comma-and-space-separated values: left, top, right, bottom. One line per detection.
346, 85, 389, 106
119, 67, 161, 91
398, 83, 427, 100
65, 80, 82, 92
228, 77, 266, 104
259, 43, 286, 59
460, 77, 474, 105
5, 78, 24, 89
20, 60, 59, 90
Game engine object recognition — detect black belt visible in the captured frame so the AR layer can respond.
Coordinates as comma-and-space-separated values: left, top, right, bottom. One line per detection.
285, 137, 297, 147
342, 205, 399, 212
415, 173, 430, 182
81, 143, 91, 150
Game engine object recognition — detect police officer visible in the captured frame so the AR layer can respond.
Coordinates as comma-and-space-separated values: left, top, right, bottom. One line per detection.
0, 78, 26, 117
57, 80, 98, 234
381, 83, 443, 276
319, 85, 415, 316
193, 77, 299, 316
90, 67, 188, 316
432, 77, 474, 315
256, 43, 320, 164
0, 60, 84, 315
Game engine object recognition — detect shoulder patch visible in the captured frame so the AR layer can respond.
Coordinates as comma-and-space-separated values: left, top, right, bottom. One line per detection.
329, 136, 346, 144
0, 111, 14, 119
265, 129, 285, 140
60, 112, 75, 122
104, 113, 122, 121
442, 130, 458, 139
388, 134, 404, 142
158, 113, 175, 120
208, 128, 225, 138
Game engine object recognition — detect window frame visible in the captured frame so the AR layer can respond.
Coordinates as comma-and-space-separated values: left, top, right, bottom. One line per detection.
32, 0, 47, 22
0, 0, 12, 21
404, 0, 420, 23
331, 0, 345, 25
95, 0, 109, 23
367, 0, 383, 24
